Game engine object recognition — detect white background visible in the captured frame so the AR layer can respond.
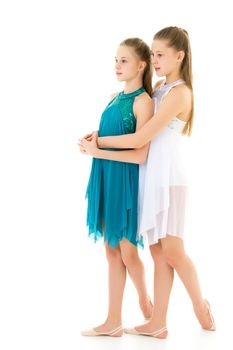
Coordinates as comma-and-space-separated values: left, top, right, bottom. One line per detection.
0, 0, 232, 349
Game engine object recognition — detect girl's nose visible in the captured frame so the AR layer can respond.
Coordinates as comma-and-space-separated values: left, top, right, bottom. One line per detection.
115, 62, 121, 69
151, 56, 157, 65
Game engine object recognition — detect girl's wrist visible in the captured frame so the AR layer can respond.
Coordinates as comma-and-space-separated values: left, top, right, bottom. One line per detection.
93, 148, 100, 158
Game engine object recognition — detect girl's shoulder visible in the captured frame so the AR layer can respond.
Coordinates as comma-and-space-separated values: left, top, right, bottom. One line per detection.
133, 91, 154, 115
171, 83, 192, 100
134, 90, 153, 105
162, 82, 192, 118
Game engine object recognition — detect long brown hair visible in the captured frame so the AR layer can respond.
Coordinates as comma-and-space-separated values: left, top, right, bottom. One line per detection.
120, 38, 153, 97
154, 27, 193, 136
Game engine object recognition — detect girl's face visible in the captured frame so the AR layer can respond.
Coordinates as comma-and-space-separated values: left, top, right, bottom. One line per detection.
115, 45, 145, 82
151, 39, 184, 77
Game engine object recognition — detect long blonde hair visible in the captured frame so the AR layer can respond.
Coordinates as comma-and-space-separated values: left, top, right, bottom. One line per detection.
154, 27, 193, 136
120, 38, 153, 97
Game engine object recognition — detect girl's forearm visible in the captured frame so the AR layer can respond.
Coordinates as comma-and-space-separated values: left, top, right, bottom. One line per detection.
97, 92, 182, 149
93, 147, 148, 164
97, 115, 161, 149
97, 133, 138, 149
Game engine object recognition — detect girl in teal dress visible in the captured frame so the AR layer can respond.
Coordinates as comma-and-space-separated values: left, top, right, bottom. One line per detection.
80, 38, 154, 336
86, 86, 146, 248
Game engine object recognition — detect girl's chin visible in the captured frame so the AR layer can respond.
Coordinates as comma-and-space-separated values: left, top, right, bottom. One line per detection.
155, 70, 164, 77
116, 75, 124, 81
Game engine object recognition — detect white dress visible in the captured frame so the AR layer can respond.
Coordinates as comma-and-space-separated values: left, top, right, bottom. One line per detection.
138, 79, 188, 245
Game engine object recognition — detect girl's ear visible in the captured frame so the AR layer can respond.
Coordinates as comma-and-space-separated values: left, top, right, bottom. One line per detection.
177, 50, 185, 63
139, 61, 147, 72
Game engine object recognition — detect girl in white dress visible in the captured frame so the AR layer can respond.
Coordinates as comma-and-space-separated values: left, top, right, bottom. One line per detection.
81, 26, 215, 338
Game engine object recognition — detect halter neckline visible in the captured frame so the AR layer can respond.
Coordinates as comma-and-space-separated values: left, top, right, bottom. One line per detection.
160, 79, 184, 88
119, 87, 145, 99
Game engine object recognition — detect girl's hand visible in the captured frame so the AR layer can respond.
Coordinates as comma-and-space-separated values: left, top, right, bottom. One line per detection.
77, 130, 98, 154
80, 131, 98, 156
77, 138, 88, 154
82, 130, 98, 142
78, 144, 88, 154
82, 133, 93, 142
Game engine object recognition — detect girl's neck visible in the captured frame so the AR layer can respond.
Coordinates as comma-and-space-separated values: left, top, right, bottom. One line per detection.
123, 79, 143, 94
165, 72, 182, 85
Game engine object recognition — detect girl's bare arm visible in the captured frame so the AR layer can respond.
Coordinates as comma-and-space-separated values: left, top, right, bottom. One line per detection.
81, 94, 154, 164
98, 87, 188, 149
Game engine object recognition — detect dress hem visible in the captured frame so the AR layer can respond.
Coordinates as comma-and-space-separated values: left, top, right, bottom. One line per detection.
87, 224, 144, 249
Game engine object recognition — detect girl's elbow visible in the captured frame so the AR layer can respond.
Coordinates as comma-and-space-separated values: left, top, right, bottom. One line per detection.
134, 141, 144, 149
138, 153, 148, 164
132, 134, 144, 149
138, 146, 149, 164
135, 137, 147, 148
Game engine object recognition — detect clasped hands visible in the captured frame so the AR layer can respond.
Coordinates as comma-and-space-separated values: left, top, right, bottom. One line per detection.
78, 131, 99, 156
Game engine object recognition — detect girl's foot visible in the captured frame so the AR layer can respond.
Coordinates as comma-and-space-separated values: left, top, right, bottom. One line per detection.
125, 321, 168, 339
194, 299, 216, 331
139, 296, 153, 320
81, 322, 123, 337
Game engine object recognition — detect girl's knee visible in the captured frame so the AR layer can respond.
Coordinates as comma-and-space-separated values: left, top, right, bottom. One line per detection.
161, 236, 186, 268
105, 244, 122, 264
162, 247, 185, 268
119, 239, 139, 268
121, 250, 139, 267
149, 243, 165, 263
121, 251, 139, 268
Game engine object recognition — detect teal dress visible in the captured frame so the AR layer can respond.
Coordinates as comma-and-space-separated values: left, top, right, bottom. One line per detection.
85, 87, 145, 249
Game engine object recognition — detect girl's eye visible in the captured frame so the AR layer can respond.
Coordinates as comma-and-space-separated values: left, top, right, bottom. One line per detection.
158, 54, 162, 57
115, 59, 127, 63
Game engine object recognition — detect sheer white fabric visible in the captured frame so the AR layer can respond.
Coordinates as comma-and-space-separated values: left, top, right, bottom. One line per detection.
137, 80, 189, 245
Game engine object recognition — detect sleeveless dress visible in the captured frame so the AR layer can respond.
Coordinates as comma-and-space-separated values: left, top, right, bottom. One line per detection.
138, 79, 188, 245
86, 87, 145, 249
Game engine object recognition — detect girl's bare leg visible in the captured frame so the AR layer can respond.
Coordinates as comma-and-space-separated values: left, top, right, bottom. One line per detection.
134, 241, 173, 335
120, 238, 153, 319
94, 243, 126, 334
161, 235, 214, 329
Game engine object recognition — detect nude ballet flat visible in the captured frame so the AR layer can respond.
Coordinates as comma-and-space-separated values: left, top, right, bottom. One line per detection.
81, 325, 123, 337
124, 326, 168, 339
203, 300, 216, 331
